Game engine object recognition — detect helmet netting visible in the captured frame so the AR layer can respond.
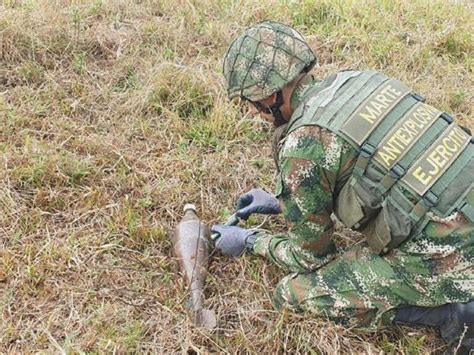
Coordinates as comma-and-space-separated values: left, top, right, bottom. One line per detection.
223, 21, 316, 101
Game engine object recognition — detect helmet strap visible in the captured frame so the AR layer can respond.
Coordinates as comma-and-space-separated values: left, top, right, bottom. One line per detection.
269, 90, 286, 127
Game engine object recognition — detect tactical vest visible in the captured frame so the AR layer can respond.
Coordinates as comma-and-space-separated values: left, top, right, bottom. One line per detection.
283, 70, 474, 254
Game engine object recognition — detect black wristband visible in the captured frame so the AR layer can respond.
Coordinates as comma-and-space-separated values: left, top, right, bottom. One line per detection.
244, 231, 258, 252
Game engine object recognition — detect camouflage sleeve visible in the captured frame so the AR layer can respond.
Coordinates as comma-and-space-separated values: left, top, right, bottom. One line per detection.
252, 126, 357, 273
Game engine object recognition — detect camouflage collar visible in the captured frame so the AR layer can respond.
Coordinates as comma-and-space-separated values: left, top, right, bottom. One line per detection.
290, 74, 319, 110
271, 74, 323, 165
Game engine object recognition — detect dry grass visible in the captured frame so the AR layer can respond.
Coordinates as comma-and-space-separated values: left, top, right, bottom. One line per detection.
0, 0, 472, 352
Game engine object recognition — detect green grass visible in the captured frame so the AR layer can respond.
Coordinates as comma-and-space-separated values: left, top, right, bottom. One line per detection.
0, 0, 472, 352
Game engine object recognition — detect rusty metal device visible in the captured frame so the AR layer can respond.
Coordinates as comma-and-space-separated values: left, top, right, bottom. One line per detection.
173, 203, 216, 328
173, 204, 240, 328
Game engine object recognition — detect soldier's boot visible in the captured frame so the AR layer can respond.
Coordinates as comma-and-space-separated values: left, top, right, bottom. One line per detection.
394, 301, 474, 354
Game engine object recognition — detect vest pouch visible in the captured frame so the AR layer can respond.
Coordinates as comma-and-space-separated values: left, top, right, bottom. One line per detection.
335, 180, 365, 229
363, 196, 414, 254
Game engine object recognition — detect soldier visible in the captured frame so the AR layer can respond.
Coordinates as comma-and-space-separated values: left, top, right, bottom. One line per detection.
211, 21, 474, 352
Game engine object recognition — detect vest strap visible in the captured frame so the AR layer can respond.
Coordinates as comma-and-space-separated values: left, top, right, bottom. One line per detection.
460, 201, 474, 223
378, 163, 407, 193
409, 190, 440, 223
317, 70, 378, 127
353, 141, 377, 177
303, 71, 361, 125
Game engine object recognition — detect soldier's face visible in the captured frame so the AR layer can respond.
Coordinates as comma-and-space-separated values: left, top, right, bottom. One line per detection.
247, 95, 276, 124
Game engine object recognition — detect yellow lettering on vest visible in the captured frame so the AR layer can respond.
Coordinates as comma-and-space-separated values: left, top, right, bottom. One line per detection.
387, 135, 405, 150
451, 126, 467, 146
375, 94, 392, 106
443, 136, 458, 152
434, 145, 452, 163
395, 130, 411, 145
359, 106, 380, 124
414, 105, 436, 123
379, 151, 396, 167
426, 151, 443, 175
403, 121, 420, 137
379, 140, 401, 167
411, 116, 426, 129
403, 124, 468, 195
413, 111, 429, 125
412, 166, 432, 185
425, 104, 439, 115
408, 126, 466, 188
371, 101, 388, 113
412, 111, 428, 125
374, 103, 442, 171
381, 84, 403, 99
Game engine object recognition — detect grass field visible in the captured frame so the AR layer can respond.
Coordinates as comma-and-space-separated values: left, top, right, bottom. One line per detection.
0, 0, 472, 352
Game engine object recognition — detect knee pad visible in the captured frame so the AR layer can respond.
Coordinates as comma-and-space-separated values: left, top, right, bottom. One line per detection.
272, 274, 302, 312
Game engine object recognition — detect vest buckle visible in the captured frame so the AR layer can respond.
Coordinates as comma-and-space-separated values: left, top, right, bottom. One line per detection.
411, 93, 425, 102
391, 163, 406, 178
360, 141, 377, 157
423, 190, 439, 207
441, 112, 454, 124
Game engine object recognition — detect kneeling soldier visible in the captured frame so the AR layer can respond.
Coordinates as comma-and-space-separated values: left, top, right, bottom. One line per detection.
212, 21, 474, 353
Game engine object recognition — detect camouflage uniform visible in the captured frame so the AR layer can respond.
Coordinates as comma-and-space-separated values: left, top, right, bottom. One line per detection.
252, 77, 474, 329
223, 22, 474, 330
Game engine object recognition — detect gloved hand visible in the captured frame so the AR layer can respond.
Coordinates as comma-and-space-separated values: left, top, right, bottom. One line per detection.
210, 225, 257, 257
235, 188, 282, 220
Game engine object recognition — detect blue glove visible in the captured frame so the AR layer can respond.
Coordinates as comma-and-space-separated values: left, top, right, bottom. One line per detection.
211, 225, 257, 257
235, 188, 282, 220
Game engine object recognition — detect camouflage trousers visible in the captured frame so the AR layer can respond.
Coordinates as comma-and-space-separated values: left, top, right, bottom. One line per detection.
272, 215, 474, 329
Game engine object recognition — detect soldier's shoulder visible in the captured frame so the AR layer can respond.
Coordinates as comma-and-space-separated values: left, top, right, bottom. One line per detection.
280, 126, 343, 158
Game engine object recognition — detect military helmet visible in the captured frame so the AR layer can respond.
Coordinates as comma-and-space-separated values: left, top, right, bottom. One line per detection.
223, 21, 317, 102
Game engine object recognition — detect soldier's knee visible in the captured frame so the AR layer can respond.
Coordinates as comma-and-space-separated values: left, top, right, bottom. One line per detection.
272, 272, 383, 329
272, 274, 303, 312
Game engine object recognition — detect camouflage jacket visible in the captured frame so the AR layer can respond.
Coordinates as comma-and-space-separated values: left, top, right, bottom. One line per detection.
252, 75, 359, 272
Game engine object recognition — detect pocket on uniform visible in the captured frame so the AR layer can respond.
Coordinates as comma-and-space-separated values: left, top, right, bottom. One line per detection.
335, 180, 365, 228
363, 209, 391, 254
364, 197, 413, 254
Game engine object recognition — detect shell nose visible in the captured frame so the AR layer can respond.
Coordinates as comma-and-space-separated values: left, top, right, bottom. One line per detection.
183, 203, 196, 212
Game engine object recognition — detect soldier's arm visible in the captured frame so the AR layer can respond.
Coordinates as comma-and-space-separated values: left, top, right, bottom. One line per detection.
251, 127, 357, 273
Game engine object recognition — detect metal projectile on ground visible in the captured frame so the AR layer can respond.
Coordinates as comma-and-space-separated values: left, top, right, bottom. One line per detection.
173, 204, 217, 329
